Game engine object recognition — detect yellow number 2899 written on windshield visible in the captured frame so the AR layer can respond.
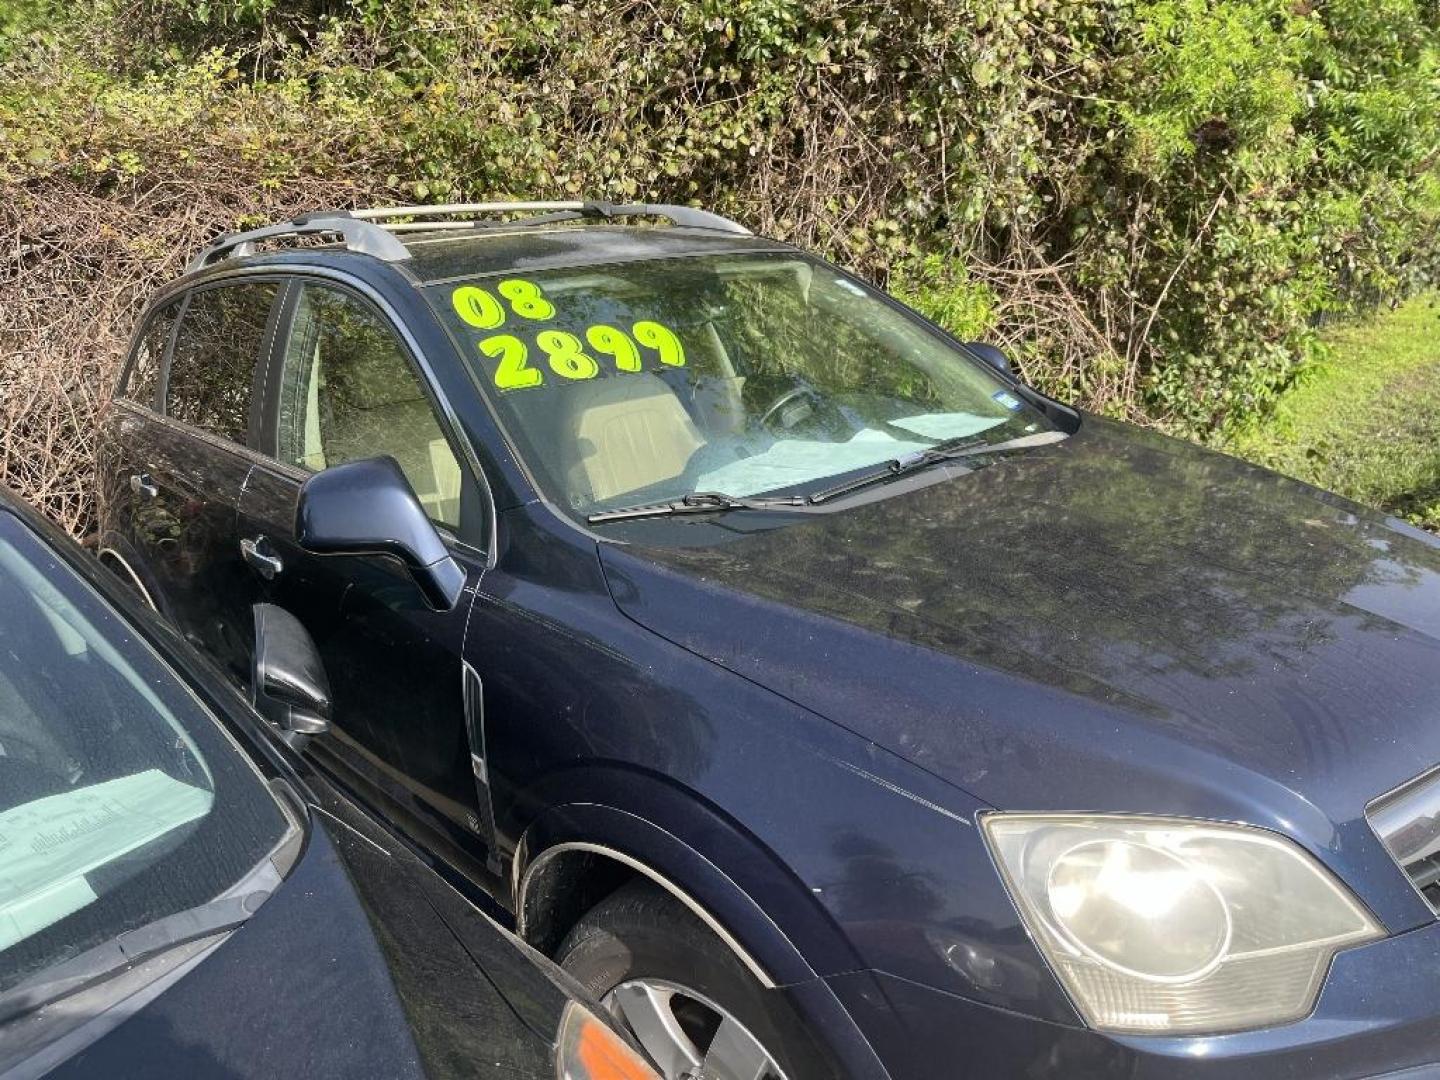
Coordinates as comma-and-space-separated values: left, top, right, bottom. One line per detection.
450, 279, 685, 391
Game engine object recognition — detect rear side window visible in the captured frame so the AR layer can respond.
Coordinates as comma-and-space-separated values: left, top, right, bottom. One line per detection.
120, 299, 182, 408
165, 283, 278, 443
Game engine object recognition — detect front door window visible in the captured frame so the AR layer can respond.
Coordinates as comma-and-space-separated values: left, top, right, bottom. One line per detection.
277, 285, 462, 527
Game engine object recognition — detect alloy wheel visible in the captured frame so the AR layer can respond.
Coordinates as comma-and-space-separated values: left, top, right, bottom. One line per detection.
602, 978, 790, 1080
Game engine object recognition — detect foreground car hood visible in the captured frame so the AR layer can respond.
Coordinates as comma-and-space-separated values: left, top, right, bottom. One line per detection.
599, 418, 1440, 844
47, 824, 426, 1080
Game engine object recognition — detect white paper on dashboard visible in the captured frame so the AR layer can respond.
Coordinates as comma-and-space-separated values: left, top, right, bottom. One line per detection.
694, 415, 1006, 498
887, 412, 1006, 441
0, 769, 213, 950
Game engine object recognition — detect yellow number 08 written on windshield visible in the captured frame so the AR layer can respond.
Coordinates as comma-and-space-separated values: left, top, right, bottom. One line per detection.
479, 322, 685, 391
451, 279, 556, 327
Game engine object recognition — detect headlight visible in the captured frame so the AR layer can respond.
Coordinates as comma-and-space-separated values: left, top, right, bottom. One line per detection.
556, 1001, 661, 1080
982, 814, 1384, 1035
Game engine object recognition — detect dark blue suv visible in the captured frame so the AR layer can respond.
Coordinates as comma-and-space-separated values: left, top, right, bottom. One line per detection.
96, 202, 1440, 1079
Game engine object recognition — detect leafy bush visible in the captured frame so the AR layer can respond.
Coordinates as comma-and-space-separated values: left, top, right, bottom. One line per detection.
1, 0, 1437, 530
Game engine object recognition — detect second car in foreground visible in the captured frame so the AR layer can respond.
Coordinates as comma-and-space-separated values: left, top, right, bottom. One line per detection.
0, 486, 654, 1080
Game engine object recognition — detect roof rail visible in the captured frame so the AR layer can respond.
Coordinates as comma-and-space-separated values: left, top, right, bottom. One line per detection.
186, 200, 751, 272
352, 200, 752, 236
186, 213, 410, 272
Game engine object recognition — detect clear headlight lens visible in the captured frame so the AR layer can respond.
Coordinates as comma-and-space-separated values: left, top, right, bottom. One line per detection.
983, 814, 1384, 1035
555, 1001, 661, 1080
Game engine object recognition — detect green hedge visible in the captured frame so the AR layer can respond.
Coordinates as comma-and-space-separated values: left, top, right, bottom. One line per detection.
3, 0, 1439, 443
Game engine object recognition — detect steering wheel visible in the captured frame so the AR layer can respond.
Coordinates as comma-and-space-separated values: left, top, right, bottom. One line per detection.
758, 386, 822, 433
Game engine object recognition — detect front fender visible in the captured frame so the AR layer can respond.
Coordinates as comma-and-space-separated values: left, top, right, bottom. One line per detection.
514, 790, 892, 1080
514, 780, 853, 987
511, 731, 1081, 1030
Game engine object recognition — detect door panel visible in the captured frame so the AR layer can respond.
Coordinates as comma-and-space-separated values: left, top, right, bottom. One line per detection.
97, 299, 184, 604
124, 281, 280, 683
242, 279, 491, 861
236, 462, 391, 766
240, 451, 487, 846
136, 420, 255, 677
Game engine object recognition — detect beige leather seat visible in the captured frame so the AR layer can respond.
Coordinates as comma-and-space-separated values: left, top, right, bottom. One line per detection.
560, 374, 705, 504
315, 342, 462, 525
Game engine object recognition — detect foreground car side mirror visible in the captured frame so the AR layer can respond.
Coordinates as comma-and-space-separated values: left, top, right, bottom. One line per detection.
251, 603, 331, 750
294, 456, 466, 612
963, 341, 1014, 377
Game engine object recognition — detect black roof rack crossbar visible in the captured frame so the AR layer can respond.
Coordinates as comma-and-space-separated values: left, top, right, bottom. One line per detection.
186, 213, 410, 272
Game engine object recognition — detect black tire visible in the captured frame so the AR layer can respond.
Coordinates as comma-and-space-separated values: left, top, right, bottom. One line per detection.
555, 880, 833, 1080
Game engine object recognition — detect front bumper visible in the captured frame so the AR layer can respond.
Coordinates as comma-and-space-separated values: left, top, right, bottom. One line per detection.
827, 917, 1440, 1079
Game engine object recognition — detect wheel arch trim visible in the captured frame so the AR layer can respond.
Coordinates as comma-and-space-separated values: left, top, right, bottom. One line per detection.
516, 839, 779, 989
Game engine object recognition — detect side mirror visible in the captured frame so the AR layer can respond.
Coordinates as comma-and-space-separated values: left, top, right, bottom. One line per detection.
294, 456, 466, 612
251, 603, 331, 750
963, 341, 1014, 378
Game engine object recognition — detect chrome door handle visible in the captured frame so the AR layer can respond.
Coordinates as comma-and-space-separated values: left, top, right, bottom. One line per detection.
129, 473, 158, 499
240, 536, 283, 580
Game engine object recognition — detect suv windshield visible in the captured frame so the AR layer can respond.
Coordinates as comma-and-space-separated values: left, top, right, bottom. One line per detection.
426, 251, 1057, 517
0, 513, 290, 994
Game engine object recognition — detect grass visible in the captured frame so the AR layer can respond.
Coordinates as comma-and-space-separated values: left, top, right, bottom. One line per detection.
1221, 293, 1440, 532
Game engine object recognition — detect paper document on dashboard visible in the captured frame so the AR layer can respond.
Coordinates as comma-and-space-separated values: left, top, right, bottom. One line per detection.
0, 769, 213, 950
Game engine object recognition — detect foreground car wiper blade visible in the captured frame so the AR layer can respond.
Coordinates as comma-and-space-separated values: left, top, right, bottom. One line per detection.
0, 890, 267, 1025
808, 430, 1069, 505
587, 490, 814, 524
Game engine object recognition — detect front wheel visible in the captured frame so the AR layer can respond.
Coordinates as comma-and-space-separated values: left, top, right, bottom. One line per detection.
555, 880, 828, 1080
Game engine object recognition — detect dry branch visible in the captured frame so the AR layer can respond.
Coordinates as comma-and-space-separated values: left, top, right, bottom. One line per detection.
0, 173, 357, 536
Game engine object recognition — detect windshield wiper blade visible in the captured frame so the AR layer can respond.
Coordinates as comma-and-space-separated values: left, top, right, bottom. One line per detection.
587, 490, 812, 524
586, 432, 1069, 521
808, 430, 1069, 505
0, 891, 267, 1025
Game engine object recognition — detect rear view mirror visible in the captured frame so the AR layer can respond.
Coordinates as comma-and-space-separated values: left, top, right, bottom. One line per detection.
294, 456, 466, 611
963, 341, 1014, 377
251, 603, 331, 750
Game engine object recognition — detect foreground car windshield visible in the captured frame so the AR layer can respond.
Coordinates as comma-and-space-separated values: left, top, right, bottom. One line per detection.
426, 252, 1056, 517
0, 514, 289, 994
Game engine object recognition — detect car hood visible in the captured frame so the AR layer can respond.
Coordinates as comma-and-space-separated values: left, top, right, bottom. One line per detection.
47, 822, 428, 1080
599, 418, 1440, 844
